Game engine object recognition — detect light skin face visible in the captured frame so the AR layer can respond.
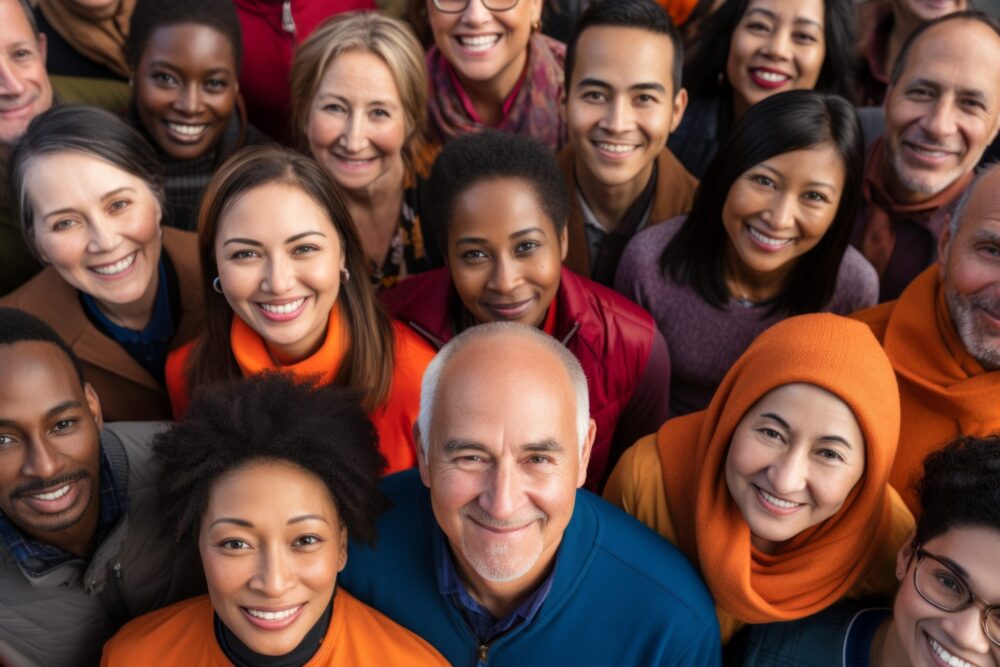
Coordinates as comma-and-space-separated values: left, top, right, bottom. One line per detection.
883, 528, 1000, 667
883, 20, 1000, 205
305, 50, 408, 198
25, 151, 164, 331
892, 0, 967, 26
721, 143, 845, 301
199, 461, 347, 657
567, 26, 687, 195
0, 342, 103, 558
938, 167, 1000, 371
66, 0, 120, 14
215, 182, 345, 366
134, 23, 238, 161
427, 0, 542, 98
724, 383, 865, 554
0, 0, 51, 155
726, 0, 826, 117
416, 336, 595, 618
447, 177, 568, 328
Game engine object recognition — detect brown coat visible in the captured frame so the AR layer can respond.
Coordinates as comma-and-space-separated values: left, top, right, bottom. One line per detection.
0, 228, 202, 421
557, 145, 699, 278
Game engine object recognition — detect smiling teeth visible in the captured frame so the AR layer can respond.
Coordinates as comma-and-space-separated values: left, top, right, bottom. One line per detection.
166, 122, 207, 137
596, 142, 638, 153
929, 637, 974, 667
910, 145, 949, 158
748, 227, 792, 247
246, 606, 300, 621
759, 488, 800, 509
31, 484, 70, 501
92, 253, 136, 275
754, 70, 789, 83
459, 35, 500, 51
259, 298, 305, 314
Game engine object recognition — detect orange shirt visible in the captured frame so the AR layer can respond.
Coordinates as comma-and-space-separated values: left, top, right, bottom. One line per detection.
101, 591, 448, 667
165, 313, 435, 474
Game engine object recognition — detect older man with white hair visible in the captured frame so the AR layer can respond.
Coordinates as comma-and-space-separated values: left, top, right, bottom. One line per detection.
339, 322, 721, 666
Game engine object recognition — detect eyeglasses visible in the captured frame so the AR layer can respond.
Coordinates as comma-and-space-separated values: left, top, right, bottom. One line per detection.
431, 0, 520, 13
913, 547, 1000, 647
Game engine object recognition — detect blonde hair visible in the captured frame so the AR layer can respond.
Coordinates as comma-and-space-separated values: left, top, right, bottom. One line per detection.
290, 11, 428, 167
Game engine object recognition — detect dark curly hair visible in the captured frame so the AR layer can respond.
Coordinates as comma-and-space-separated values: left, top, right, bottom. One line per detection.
154, 372, 389, 547
0, 307, 84, 387
914, 435, 1000, 546
426, 129, 570, 254
126, 0, 243, 73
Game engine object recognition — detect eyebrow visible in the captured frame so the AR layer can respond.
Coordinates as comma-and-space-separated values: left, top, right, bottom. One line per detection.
41, 187, 137, 219
522, 439, 565, 453
443, 440, 490, 454
222, 231, 326, 246
970, 229, 1000, 245
209, 514, 329, 529
455, 227, 547, 245
936, 554, 970, 580
0, 399, 81, 429
760, 412, 853, 448
577, 78, 667, 94
149, 60, 231, 75
316, 92, 399, 108
745, 7, 823, 29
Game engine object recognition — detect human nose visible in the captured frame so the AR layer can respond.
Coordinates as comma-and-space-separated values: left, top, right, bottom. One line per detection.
173, 82, 204, 115
23, 439, 60, 480
918, 98, 958, 140
460, 0, 492, 26
940, 605, 993, 656
481, 458, 520, 521
261, 255, 294, 295
760, 194, 797, 232
86, 218, 121, 254
598, 97, 633, 134
0, 57, 27, 97
486, 254, 520, 295
767, 448, 808, 496
762, 27, 792, 61
339, 113, 367, 153
249, 546, 296, 598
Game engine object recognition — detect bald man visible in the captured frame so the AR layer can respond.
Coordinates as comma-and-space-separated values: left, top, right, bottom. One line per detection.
340, 322, 721, 666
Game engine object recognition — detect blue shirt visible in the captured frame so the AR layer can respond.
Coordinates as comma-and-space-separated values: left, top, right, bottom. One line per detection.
0, 445, 129, 576
80, 259, 175, 384
434, 527, 555, 644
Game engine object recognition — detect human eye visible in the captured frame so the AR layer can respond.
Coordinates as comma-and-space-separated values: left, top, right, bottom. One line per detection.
526, 454, 553, 465
205, 78, 228, 92
291, 243, 320, 256
51, 218, 78, 232
0, 434, 15, 448
230, 248, 260, 260
12, 47, 35, 61
978, 243, 1000, 258
323, 102, 346, 114
750, 173, 776, 188
108, 199, 131, 213
51, 418, 78, 433
219, 539, 251, 550
293, 534, 322, 548
581, 90, 607, 103
514, 240, 541, 254
960, 97, 987, 113
802, 190, 830, 203
934, 570, 964, 594
370, 107, 391, 119
906, 86, 933, 100
151, 71, 178, 86
816, 447, 845, 463
460, 248, 489, 262
744, 19, 771, 33
635, 93, 659, 105
757, 427, 784, 442
793, 30, 819, 44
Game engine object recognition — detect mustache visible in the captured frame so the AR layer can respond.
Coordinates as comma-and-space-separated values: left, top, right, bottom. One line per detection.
11, 470, 90, 499
461, 503, 547, 529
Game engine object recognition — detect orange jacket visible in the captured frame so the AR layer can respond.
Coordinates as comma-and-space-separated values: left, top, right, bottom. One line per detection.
165, 313, 434, 474
101, 591, 448, 666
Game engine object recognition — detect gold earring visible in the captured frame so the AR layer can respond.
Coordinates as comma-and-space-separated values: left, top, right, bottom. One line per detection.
531, 18, 541, 32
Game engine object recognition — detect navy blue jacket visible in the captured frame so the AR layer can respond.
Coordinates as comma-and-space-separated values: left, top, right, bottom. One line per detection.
340, 469, 722, 666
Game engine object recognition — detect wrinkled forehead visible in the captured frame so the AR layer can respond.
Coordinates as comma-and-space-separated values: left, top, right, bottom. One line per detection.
898, 22, 1000, 97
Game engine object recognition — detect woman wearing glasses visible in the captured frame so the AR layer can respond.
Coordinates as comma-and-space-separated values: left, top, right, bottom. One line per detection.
735, 435, 1000, 666
424, 0, 567, 150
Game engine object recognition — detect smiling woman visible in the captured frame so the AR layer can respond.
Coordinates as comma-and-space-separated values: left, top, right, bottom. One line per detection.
604, 313, 915, 643
0, 105, 203, 421
124, 0, 268, 231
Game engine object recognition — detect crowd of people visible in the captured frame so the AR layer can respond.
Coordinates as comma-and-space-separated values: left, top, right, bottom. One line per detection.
0, 0, 998, 664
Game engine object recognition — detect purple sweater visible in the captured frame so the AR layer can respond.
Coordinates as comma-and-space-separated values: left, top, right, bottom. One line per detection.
614, 217, 879, 416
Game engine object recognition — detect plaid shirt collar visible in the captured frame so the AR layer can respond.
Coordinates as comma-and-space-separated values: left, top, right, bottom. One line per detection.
0, 444, 129, 576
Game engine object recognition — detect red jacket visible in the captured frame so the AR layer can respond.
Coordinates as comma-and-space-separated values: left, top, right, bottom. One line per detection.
380, 267, 671, 491
233, 0, 374, 142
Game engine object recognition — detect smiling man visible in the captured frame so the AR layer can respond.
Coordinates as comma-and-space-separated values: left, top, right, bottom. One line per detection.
558, 0, 697, 286
854, 162, 1000, 515
339, 322, 720, 666
0, 307, 201, 667
0, 0, 49, 296
853, 11, 1000, 301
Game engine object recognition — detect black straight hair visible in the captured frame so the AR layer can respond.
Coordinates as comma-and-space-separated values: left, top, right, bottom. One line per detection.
684, 0, 855, 102
564, 0, 684, 94
659, 90, 863, 316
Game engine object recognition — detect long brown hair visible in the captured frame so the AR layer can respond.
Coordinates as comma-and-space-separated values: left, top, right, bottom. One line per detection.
188, 145, 395, 410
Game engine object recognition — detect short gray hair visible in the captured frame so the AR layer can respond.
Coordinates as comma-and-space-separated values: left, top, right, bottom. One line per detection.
948, 161, 1000, 242
417, 322, 590, 455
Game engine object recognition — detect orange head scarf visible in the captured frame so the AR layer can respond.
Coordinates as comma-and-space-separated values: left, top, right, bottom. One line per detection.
659, 313, 901, 623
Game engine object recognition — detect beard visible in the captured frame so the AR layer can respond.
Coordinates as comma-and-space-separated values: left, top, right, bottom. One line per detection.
946, 284, 1000, 371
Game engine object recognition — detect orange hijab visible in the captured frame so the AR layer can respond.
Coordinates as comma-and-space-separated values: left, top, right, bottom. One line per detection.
658, 313, 901, 623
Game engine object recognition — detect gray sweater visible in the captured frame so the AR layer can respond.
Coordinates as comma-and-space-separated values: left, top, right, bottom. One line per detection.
0, 422, 203, 667
615, 217, 879, 416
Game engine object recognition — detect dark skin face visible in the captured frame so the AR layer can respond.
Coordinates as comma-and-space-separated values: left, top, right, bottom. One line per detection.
0, 342, 103, 557
134, 22, 238, 160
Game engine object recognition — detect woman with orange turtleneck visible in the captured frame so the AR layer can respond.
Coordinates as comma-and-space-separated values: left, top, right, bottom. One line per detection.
604, 313, 915, 642
165, 145, 434, 474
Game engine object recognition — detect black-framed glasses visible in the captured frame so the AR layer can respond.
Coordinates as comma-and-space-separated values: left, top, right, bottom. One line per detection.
913, 547, 1000, 647
431, 0, 520, 13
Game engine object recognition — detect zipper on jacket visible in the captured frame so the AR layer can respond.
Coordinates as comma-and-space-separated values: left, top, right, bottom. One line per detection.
281, 1, 296, 35
477, 643, 489, 665
98, 561, 131, 629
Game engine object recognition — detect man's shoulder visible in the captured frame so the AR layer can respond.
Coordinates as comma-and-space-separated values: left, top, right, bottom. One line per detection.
103, 422, 171, 490
850, 299, 896, 343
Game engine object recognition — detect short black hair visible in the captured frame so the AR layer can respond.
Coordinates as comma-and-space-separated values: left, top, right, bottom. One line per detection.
660, 90, 864, 316
564, 0, 684, 95
889, 11, 1000, 86
126, 0, 243, 74
0, 307, 84, 387
154, 373, 389, 547
426, 129, 570, 253
914, 435, 1000, 545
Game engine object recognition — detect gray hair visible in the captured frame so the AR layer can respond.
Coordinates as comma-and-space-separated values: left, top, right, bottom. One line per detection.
417, 322, 591, 456
947, 161, 1000, 242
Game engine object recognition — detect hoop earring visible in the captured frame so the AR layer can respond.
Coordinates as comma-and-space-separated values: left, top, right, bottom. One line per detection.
212, 276, 223, 293
340, 267, 350, 283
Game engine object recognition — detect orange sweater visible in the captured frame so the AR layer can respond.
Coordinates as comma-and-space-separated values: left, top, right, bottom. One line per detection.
165, 313, 435, 474
853, 265, 1000, 514
100, 591, 448, 666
